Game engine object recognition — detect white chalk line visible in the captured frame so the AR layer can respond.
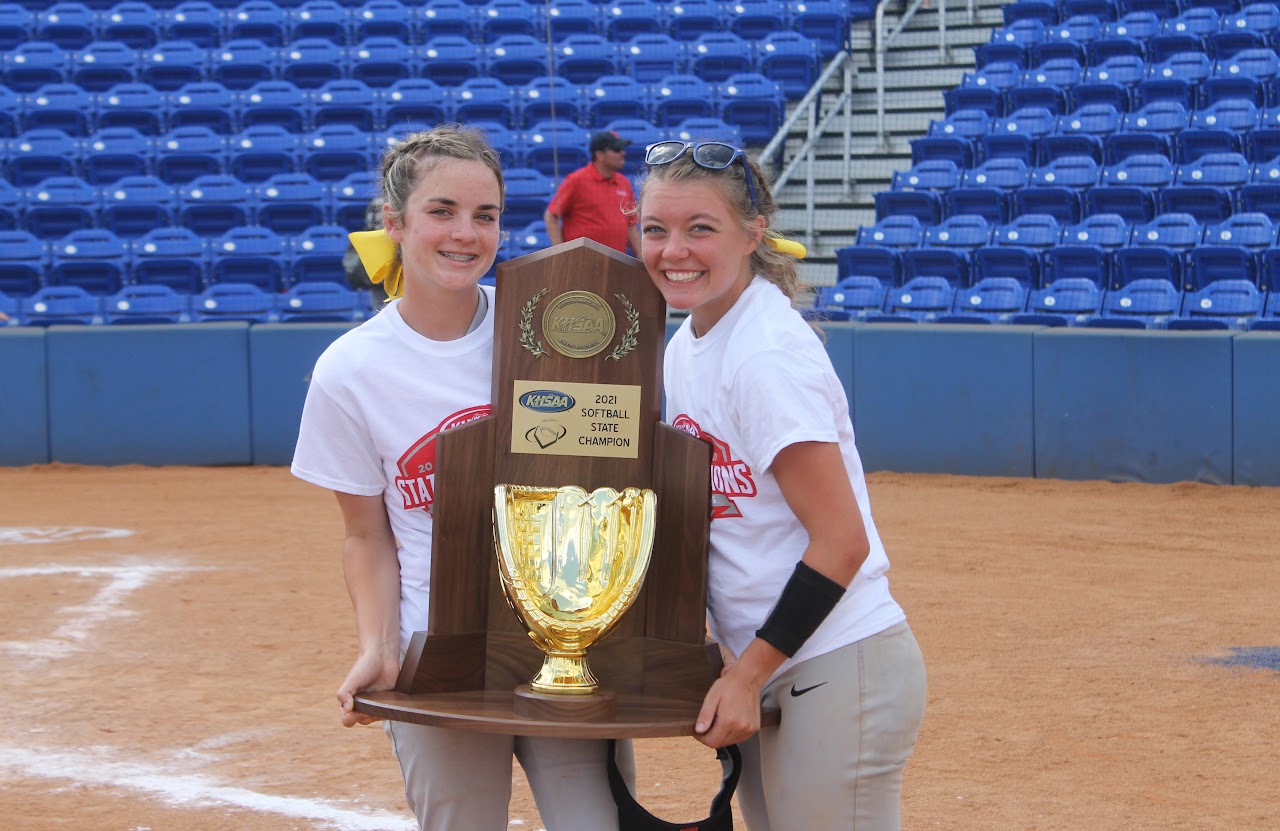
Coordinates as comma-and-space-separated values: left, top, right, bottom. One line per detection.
0, 526, 136, 545
0, 744, 417, 831
1, 561, 204, 663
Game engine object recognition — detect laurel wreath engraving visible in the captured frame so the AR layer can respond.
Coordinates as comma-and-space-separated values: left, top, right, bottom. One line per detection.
519, 288, 549, 357
606, 293, 640, 361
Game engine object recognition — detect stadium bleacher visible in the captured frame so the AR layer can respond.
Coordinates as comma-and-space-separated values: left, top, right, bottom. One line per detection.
822, 0, 1280, 330
0, 0, 835, 323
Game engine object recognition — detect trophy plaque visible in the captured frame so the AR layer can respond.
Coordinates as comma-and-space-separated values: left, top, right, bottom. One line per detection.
354, 238, 734, 737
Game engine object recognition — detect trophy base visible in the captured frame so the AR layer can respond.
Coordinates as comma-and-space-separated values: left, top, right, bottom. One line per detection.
513, 684, 617, 721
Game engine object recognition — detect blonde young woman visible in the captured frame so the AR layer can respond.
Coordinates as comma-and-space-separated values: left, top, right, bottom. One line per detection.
292, 125, 632, 830
637, 140, 927, 831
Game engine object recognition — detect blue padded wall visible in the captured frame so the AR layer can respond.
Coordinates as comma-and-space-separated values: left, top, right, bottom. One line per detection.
852, 324, 1036, 477
818, 322, 857, 428
0, 329, 50, 466
45, 324, 252, 466
1033, 330, 1234, 484
249, 323, 355, 465
1232, 332, 1280, 488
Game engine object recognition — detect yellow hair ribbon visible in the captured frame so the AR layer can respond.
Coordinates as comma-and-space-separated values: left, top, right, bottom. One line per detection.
765, 235, 807, 259
348, 229, 403, 299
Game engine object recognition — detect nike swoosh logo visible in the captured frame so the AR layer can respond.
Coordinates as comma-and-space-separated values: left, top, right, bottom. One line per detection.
789, 682, 828, 698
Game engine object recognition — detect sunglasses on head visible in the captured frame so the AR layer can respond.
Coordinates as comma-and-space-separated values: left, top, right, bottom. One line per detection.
643, 141, 759, 213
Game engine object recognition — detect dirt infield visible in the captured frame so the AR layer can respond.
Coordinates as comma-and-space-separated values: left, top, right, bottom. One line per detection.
1, 465, 1276, 831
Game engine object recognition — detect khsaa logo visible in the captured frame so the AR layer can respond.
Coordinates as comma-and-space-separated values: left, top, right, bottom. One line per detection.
519, 389, 575, 413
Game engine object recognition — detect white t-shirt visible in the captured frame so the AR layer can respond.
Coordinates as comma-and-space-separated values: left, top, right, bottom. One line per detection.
291, 289, 496, 651
664, 277, 904, 679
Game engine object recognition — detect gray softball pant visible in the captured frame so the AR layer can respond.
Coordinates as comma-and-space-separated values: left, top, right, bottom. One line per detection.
736, 621, 928, 831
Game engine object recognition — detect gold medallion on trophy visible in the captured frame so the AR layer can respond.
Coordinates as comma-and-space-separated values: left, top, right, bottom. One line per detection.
493, 484, 656, 695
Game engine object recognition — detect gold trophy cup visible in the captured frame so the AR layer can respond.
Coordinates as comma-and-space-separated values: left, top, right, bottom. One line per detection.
494, 484, 657, 698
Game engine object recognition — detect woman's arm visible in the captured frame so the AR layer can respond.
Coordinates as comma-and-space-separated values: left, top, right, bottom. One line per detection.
333, 491, 403, 727
694, 440, 871, 748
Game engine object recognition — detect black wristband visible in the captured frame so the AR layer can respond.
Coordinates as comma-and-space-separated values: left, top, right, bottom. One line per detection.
755, 561, 846, 658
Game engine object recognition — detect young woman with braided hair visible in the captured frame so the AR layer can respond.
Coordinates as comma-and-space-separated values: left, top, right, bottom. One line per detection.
292, 125, 632, 830
636, 141, 928, 831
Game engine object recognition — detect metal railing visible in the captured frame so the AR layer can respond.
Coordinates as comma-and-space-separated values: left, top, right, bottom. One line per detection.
875, 0, 975, 149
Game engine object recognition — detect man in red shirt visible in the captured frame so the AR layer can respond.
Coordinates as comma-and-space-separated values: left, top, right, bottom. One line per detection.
543, 131, 641, 255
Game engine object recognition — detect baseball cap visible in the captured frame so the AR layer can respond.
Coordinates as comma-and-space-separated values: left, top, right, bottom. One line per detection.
590, 131, 632, 153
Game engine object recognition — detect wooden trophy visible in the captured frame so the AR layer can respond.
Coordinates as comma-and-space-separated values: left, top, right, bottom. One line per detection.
354, 238, 722, 738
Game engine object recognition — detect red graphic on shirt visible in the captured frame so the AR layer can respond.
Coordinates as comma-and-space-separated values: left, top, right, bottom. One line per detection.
671, 414, 755, 519
395, 405, 491, 514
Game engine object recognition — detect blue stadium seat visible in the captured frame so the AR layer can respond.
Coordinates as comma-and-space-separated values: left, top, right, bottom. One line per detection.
1253, 290, 1280, 329
669, 116, 742, 144
302, 123, 373, 181
70, 41, 139, 92
1026, 33, 1088, 70
687, 32, 753, 83
757, 31, 820, 98
36, 3, 96, 51
277, 280, 365, 322
1041, 103, 1124, 163
1088, 277, 1181, 328
716, 73, 785, 145
0, 3, 33, 52
1202, 48, 1280, 108
349, 35, 417, 88
1132, 211, 1203, 250
1084, 153, 1171, 222
977, 19, 1046, 69
226, 0, 289, 46
946, 157, 1029, 223
0, 230, 48, 296
509, 218, 551, 258
923, 213, 994, 252
1238, 155, 1280, 219
191, 282, 275, 323
1044, 243, 1113, 288
484, 34, 550, 87
255, 172, 327, 234
855, 214, 926, 249
477, 0, 543, 40
329, 170, 378, 231
603, 117, 664, 178
8, 128, 78, 186
25, 175, 97, 239
419, 35, 482, 87
1008, 58, 1085, 115
1139, 50, 1211, 110
96, 81, 166, 134
652, 73, 716, 126
210, 39, 278, 91
311, 79, 380, 131
874, 276, 958, 323
380, 78, 447, 131
1184, 244, 1259, 291
585, 75, 649, 127
179, 173, 254, 235
1011, 277, 1104, 325
992, 212, 1063, 250
1106, 100, 1190, 161
619, 33, 683, 84
99, 174, 176, 237
1169, 278, 1263, 328
281, 37, 346, 89
166, 81, 237, 133
290, 223, 349, 284
603, 0, 665, 42
1177, 99, 1259, 162
451, 77, 517, 125
0, 84, 19, 138
1073, 55, 1147, 112
140, 40, 208, 92
208, 225, 291, 292
1014, 155, 1099, 223
545, 0, 603, 40
941, 277, 1029, 323
0, 178, 19, 230
1160, 151, 1248, 222
726, 0, 788, 41
523, 119, 590, 178
665, 0, 723, 41
1202, 211, 1278, 250
517, 76, 585, 128
130, 225, 207, 292
1113, 242, 1183, 290
80, 126, 153, 184
501, 167, 555, 229
353, 0, 414, 43
468, 120, 520, 169
21, 83, 93, 137
983, 106, 1057, 163
945, 62, 1021, 117
2, 42, 71, 94
1211, 4, 1280, 61
1061, 0, 1117, 22
289, 0, 352, 44
788, 0, 850, 60
835, 245, 900, 286
229, 124, 299, 182
555, 34, 621, 86
816, 276, 889, 322
971, 245, 1041, 288
155, 124, 227, 183
891, 159, 962, 193
21, 285, 101, 326
161, 2, 222, 50
239, 80, 309, 132
103, 284, 190, 324
1002, 0, 1057, 27
417, 0, 478, 41
49, 228, 129, 294
1069, 212, 1136, 253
